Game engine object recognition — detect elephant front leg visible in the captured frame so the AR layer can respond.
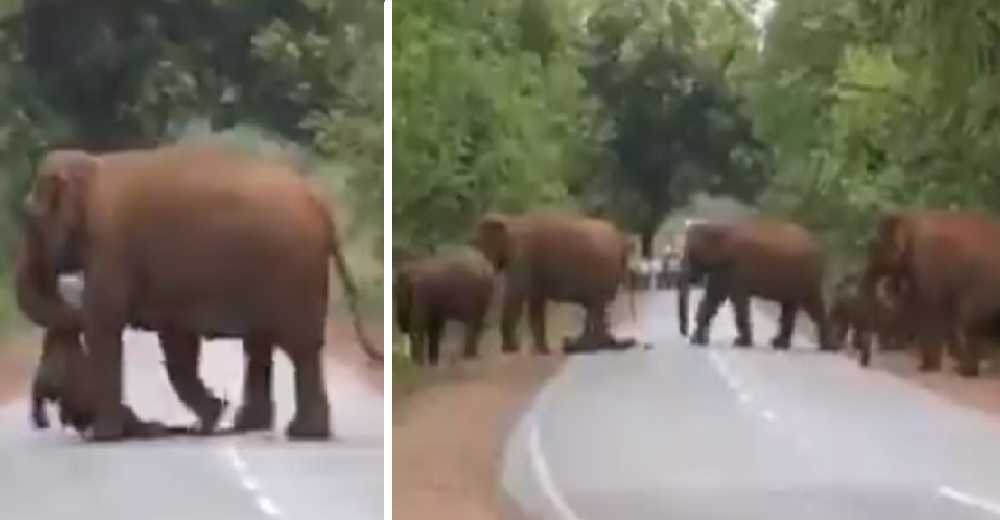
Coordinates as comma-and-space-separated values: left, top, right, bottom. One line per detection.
500, 289, 525, 354
234, 335, 275, 432
84, 324, 128, 441
528, 296, 550, 355
282, 337, 331, 441
691, 279, 726, 346
159, 329, 226, 434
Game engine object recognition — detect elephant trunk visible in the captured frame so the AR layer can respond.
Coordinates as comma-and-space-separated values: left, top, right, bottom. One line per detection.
678, 256, 691, 337
14, 231, 81, 331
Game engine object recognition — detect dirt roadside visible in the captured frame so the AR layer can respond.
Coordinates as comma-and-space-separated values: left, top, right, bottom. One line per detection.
0, 329, 42, 405
392, 298, 635, 520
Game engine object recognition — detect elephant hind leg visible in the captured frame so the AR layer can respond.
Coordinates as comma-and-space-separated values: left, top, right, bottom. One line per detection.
528, 296, 550, 355
280, 335, 331, 441
728, 293, 753, 348
426, 317, 445, 365
771, 301, 798, 350
234, 334, 275, 433
160, 329, 226, 434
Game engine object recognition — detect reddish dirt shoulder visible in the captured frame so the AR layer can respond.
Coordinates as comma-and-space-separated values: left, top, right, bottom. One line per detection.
866, 350, 1000, 418
393, 355, 558, 520
0, 329, 42, 405
324, 317, 384, 394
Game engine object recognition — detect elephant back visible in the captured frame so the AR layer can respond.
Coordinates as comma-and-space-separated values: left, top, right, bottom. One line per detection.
517, 213, 626, 303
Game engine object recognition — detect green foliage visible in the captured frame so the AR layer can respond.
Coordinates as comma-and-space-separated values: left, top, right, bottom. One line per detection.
745, 0, 1000, 262
392, 0, 594, 256
393, 0, 772, 259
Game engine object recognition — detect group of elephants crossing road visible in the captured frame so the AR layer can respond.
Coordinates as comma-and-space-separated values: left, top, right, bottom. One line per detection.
397, 207, 1000, 384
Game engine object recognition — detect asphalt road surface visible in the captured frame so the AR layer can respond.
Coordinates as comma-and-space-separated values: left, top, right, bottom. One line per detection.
0, 329, 384, 520
504, 289, 1000, 520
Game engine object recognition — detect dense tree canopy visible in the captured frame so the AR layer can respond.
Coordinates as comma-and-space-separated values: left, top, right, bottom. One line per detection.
393, 0, 771, 258
0, 0, 383, 322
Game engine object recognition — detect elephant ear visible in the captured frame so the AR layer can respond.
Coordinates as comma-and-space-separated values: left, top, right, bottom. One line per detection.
475, 213, 514, 270
25, 150, 97, 272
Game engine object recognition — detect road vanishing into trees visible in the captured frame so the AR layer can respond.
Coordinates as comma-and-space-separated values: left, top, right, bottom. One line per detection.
0, 330, 384, 520
504, 289, 1000, 520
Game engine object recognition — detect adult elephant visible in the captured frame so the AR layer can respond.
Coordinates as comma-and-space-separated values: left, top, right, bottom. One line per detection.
860, 209, 1000, 377
393, 246, 495, 366
472, 211, 635, 354
677, 219, 834, 351
23, 143, 381, 441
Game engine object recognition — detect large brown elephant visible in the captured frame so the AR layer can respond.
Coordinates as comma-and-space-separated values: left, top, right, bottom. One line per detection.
394, 246, 495, 365
861, 209, 1000, 377
472, 211, 635, 354
677, 218, 834, 351
23, 143, 381, 441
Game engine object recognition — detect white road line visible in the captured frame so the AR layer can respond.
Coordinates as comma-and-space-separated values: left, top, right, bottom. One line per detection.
528, 423, 584, 520
221, 445, 286, 519
737, 391, 753, 404
939, 486, 1000, 517
760, 409, 777, 422
256, 496, 284, 518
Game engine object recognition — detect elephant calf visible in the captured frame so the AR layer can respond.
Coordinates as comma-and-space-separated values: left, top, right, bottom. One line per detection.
394, 246, 496, 365
828, 271, 909, 366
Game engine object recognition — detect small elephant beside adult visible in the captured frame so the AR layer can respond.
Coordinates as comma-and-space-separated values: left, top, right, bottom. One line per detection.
860, 209, 1000, 377
677, 218, 835, 351
393, 246, 495, 366
828, 269, 910, 366
22, 143, 381, 441
472, 211, 637, 355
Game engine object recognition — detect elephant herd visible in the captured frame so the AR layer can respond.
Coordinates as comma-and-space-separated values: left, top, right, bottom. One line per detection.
14, 142, 381, 442
676, 210, 1000, 379
394, 212, 638, 366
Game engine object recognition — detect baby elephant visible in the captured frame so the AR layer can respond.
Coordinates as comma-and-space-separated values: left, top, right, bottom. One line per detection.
828, 271, 908, 366
394, 247, 496, 366
31, 327, 87, 430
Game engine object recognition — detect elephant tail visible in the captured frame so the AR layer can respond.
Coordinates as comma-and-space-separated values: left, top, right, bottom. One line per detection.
327, 218, 384, 366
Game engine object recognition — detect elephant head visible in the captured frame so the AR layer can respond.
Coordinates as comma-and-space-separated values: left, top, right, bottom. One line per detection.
677, 222, 732, 337
23, 149, 98, 273
474, 213, 518, 271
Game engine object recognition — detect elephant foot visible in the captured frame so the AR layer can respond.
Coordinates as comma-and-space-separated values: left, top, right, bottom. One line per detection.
30, 400, 50, 430
86, 404, 138, 442
501, 344, 519, 355
769, 336, 790, 350
234, 400, 275, 432
918, 357, 941, 372
733, 336, 754, 348
193, 396, 228, 435
286, 405, 332, 441
957, 362, 981, 378
690, 330, 710, 347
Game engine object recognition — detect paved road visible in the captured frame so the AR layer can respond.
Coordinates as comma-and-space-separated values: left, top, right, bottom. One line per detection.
504, 289, 1000, 520
0, 329, 384, 520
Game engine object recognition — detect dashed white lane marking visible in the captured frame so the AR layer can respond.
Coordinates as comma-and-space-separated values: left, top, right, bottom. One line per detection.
939, 486, 1000, 517
223, 445, 285, 518
760, 409, 778, 422
737, 391, 753, 404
